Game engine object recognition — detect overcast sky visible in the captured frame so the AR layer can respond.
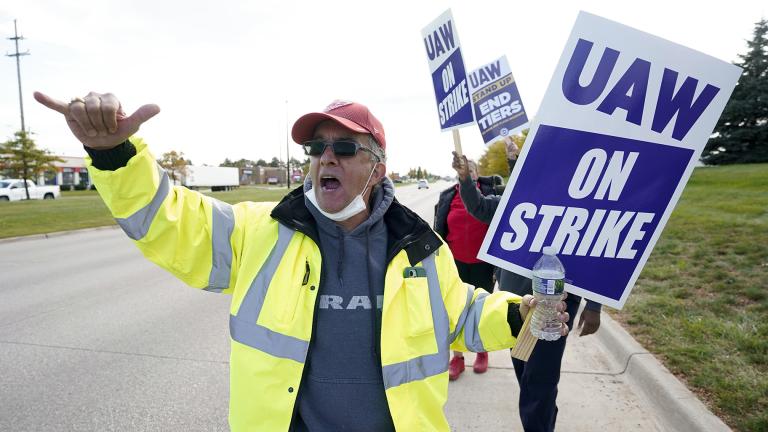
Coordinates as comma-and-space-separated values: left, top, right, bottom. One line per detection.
0, 0, 765, 176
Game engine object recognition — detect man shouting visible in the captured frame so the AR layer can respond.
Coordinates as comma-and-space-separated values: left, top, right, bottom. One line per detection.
36, 91, 569, 431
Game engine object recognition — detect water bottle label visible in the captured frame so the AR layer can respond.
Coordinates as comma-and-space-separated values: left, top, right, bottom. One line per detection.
534, 277, 565, 295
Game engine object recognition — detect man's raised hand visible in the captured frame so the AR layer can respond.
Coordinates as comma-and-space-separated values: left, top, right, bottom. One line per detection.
34, 91, 160, 150
451, 151, 470, 182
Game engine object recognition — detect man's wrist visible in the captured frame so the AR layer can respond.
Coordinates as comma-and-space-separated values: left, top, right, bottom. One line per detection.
85, 140, 136, 171
507, 303, 524, 337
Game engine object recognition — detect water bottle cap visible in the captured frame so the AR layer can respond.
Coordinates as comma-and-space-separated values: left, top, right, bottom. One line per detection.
543, 246, 556, 256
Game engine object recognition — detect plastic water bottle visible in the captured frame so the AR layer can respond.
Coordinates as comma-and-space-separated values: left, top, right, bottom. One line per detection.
529, 246, 565, 341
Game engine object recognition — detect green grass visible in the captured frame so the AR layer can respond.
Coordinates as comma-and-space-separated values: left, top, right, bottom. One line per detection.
209, 185, 296, 203
613, 163, 768, 432
0, 186, 293, 239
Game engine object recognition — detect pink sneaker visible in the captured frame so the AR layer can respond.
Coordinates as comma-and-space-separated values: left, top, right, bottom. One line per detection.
473, 352, 488, 374
448, 355, 465, 381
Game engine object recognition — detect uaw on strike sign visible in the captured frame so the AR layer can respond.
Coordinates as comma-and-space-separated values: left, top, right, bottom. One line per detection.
422, 9, 474, 131
478, 12, 741, 309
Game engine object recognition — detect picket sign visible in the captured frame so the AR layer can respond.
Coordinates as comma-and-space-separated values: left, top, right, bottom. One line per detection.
468, 55, 530, 145
422, 9, 475, 155
479, 12, 741, 309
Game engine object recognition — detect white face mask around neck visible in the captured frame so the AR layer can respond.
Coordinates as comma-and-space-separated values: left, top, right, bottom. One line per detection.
306, 164, 378, 222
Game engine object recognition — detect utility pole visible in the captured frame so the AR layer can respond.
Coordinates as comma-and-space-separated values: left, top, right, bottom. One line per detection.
6, 19, 30, 133
6, 19, 32, 200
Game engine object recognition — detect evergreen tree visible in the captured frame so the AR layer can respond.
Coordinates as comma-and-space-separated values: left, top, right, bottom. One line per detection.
0, 131, 63, 199
702, 19, 768, 165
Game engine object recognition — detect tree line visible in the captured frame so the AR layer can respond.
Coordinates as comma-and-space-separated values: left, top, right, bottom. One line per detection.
156, 151, 312, 184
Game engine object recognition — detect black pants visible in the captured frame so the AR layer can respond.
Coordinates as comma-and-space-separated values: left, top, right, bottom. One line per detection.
511, 293, 581, 432
454, 259, 495, 293
495, 269, 581, 432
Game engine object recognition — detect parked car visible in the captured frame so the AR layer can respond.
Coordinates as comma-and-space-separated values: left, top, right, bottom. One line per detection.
417, 179, 430, 189
0, 179, 61, 201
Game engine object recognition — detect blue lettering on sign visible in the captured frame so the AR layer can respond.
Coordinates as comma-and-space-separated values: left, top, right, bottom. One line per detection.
562, 39, 620, 105
468, 60, 503, 88
561, 38, 721, 141
596, 58, 650, 126
424, 20, 456, 61
652, 69, 720, 140
472, 77, 528, 142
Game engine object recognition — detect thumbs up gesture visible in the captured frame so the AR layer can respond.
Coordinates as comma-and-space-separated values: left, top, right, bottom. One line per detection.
34, 91, 160, 150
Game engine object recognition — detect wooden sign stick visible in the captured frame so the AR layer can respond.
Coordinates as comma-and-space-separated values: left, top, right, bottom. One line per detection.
510, 308, 538, 361
452, 129, 463, 157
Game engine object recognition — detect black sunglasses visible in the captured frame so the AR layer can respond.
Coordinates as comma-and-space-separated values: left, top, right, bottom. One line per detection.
302, 139, 378, 160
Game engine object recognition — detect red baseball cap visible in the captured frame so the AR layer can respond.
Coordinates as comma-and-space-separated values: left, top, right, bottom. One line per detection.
291, 100, 386, 150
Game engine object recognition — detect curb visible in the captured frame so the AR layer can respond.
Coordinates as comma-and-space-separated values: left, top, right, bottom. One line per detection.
0, 224, 119, 245
598, 313, 732, 432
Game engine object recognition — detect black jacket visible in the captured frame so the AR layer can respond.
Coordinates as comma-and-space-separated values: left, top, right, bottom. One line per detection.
433, 175, 503, 240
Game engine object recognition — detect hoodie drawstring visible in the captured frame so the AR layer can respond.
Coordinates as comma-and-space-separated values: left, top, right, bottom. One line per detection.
366, 228, 380, 361
337, 227, 345, 291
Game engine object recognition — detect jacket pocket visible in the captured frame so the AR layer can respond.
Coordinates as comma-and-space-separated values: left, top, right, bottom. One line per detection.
404, 276, 434, 337
277, 259, 312, 326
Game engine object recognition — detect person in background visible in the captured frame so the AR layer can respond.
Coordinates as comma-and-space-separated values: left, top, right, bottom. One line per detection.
434, 159, 503, 380
505, 136, 520, 174
452, 151, 602, 432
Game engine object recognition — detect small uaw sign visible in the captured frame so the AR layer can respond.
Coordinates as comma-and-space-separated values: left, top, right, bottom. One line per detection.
421, 9, 474, 131
478, 12, 741, 309
468, 56, 529, 145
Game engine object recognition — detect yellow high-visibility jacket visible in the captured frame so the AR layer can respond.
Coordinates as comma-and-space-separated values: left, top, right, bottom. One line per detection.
88, 138, 522, 431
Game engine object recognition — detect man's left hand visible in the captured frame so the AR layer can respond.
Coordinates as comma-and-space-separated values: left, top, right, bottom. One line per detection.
577, 308, 601, 336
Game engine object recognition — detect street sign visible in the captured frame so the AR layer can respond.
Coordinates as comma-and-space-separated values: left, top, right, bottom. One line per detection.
478, 12, 741, 309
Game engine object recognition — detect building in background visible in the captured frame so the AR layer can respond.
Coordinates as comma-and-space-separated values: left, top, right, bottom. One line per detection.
39, 156, 92, 190
238, 166, 288, 185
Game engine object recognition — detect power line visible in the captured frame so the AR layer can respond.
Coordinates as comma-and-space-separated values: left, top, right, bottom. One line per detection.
6, 19, 30, 132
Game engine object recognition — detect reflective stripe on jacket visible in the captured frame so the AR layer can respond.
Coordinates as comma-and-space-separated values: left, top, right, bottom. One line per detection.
87, 138, 522, 431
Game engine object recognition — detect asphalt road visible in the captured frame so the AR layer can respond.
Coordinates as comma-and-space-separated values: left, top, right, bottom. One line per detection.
0, 181, 450, 432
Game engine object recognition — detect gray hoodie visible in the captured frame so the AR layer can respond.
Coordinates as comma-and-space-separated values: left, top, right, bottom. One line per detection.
293, 178, 396, 431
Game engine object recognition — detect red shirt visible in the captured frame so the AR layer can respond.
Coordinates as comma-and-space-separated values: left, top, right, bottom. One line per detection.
445, 183, 490, 264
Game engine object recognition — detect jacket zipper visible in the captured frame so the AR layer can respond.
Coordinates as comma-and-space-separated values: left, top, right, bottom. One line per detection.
290, 256, 323, 430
